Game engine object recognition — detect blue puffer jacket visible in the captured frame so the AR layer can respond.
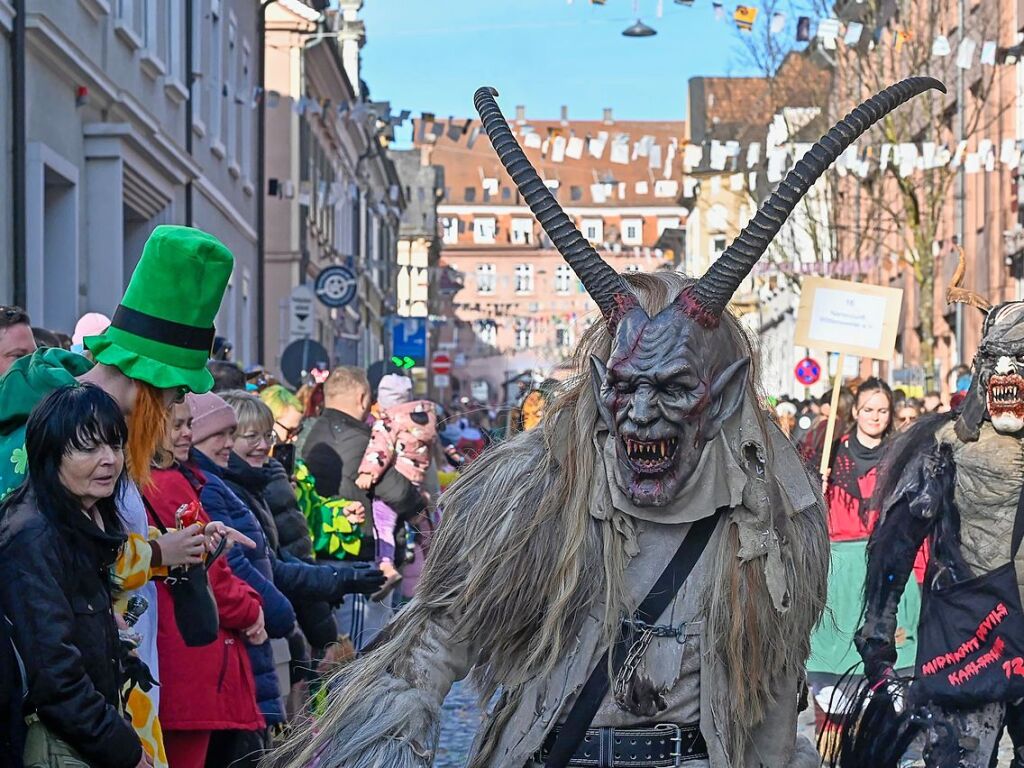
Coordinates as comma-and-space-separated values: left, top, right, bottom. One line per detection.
187, 453, 295, 726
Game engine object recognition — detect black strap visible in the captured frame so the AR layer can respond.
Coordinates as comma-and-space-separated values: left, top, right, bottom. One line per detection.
543, 509, 723, 768
1012, 478, 1024, 560
111, 303, 215, 352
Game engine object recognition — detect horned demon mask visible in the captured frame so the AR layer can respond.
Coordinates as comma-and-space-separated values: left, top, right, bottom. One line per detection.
475, 78, 943, 506
955, 300, 1024, 441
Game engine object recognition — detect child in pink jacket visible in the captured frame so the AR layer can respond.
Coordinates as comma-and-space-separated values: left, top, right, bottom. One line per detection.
356, 375, 438, 595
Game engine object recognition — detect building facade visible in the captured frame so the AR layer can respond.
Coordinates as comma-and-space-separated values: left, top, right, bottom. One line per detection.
420, 109, 688, 402
3, 0, 259, 361
262, 0, 404, 377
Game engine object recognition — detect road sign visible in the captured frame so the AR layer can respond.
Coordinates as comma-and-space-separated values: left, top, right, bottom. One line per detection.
431, 352, 452, 374
391, 355, 415, 370
289, 284, 315, 340
314, 265, 358, 308
391, 318, 427, 366
433, 374, 450, 389
280, 338, 330, 388
794, 357, 822, 386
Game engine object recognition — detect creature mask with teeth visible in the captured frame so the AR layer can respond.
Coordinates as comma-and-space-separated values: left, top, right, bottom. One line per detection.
956, 302, 1024, 440
474, 78, 945, 507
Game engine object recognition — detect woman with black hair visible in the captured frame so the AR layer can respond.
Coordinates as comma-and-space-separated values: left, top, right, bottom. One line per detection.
808, 377, 922, 754
0, 384, 148, 768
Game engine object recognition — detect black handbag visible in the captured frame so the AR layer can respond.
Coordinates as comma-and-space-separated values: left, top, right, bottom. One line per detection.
143, 497, 223, 648
912, 482, 1024, 708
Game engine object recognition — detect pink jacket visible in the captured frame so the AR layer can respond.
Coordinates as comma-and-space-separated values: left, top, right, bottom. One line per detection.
358, 400, 438, 486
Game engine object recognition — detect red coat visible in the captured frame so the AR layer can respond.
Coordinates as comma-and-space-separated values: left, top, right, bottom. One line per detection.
145, 466, 266, 732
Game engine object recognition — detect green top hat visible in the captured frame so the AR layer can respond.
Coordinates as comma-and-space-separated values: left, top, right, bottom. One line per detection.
84, 225, 234, 394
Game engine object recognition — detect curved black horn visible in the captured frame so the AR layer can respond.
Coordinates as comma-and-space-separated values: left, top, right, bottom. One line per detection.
681, 76, 946, 327
474, 87, 638, 327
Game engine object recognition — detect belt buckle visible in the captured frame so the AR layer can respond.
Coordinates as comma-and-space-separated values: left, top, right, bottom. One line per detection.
667, 723, 684, 766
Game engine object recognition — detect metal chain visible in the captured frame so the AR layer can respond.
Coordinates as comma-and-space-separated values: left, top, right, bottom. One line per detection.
612, 627, 656, 708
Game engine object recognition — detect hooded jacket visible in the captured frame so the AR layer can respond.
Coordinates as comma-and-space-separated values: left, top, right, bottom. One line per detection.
0, 349, 92, 498
189, 451, 295, 726
0, 489, 143, 768
357, 400, 438, 487
222, 453, 339, 650
144, 466, 265, 732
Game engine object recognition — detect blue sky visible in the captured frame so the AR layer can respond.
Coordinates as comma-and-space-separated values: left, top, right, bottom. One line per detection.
360, 0, 766, 141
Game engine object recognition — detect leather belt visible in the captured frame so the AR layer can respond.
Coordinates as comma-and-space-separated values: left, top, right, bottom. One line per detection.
535, 723, 708, 767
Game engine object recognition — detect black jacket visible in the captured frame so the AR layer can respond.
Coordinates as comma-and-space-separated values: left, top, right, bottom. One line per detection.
222, 454, 340, 649
0, 490, 142, 768
302, 408, 426, 529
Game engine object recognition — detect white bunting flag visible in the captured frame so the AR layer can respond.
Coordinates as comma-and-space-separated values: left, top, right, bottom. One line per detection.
770, 12, 786, 32
524, 132, 542, 149
551, 136, 567, 163
635, 180, 649, 195
683, 177, 699, 197
964, 153, 981, 173
1001, 139, 1020, 169
921, 142, 937, 169
649, 143, 663, 169
747, 142, 762, 168
709, 140, 728, 170
818, 18, 840, 49
932, 35, 951, 57
844, 22, 864, 45
956, 38, 977, 69
729, 173, 744, 191
879, 143, 893, 172
683, 143, 703, 171
980, 40, 997, 65
767, 148, 787, 182
588, 131, 608, 159
709, 175, 722, 194
590, 183, 608, 203
664, 138, 678, 178
565, 136, 584, 159
610, 137, 630, 165
748, 172, 758, 191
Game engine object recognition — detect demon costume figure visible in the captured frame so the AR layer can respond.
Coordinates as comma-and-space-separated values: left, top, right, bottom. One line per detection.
273, 77, 940, 768
845, 283, 1024, 768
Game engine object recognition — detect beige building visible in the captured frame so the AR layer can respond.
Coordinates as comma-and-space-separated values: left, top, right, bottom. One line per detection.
262, 0, 404, 376
419, 110, 687, 402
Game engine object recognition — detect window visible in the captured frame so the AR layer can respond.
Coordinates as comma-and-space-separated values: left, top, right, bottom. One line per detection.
209, 2, 224, 154
510, 219, 533, 245
476, 263, 497, 294
225, 17, 236, 158
570, 185, 583, 201
515, 320, 534, 350
239, 41, 251, 181
464, 187, 476, 202
657, 216, 681, 236
441, 216, 459, 245
514, 263, 534, 294
621, 218, 643, 245
712, 236, 727, 261
473, 217, 496, 244
477, 320, 497, 347
190, 0, 204, 131
554, 264, 573, 294
581, 218, 603, 243
556, 325, 573, 348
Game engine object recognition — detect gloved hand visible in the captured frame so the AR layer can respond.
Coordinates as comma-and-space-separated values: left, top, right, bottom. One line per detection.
857, 635, 897, 685
328, 564, 387, 599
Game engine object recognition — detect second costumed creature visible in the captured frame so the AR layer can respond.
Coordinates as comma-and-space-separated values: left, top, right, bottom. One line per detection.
271, 77, 943, 768
841, 270, 1024, 767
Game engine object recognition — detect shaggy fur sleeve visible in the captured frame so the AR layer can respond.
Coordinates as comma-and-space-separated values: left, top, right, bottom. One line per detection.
856, 446, 951, 676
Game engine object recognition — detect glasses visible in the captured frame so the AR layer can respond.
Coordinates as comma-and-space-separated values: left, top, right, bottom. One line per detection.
275, 420, 301, 442
238, 430, 276, 446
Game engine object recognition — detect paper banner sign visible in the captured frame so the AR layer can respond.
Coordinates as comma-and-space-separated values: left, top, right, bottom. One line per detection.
794, 277, 904, 360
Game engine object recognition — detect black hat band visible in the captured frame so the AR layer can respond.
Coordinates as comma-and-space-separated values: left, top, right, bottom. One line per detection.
111, 304, 216, 352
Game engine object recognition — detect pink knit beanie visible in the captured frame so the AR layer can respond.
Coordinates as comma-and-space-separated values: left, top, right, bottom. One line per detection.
187, 392, 237, 443
72, 313, 111, 346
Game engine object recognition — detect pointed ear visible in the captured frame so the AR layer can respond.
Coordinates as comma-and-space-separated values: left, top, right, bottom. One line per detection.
590, 355, 614, 431
701, 358, 750, 440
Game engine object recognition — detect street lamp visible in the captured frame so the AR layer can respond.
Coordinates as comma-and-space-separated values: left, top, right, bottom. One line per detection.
622, 19, 657, 36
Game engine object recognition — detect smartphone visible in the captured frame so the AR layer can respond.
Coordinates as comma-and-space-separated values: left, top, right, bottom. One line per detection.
273, 443, 296, 477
